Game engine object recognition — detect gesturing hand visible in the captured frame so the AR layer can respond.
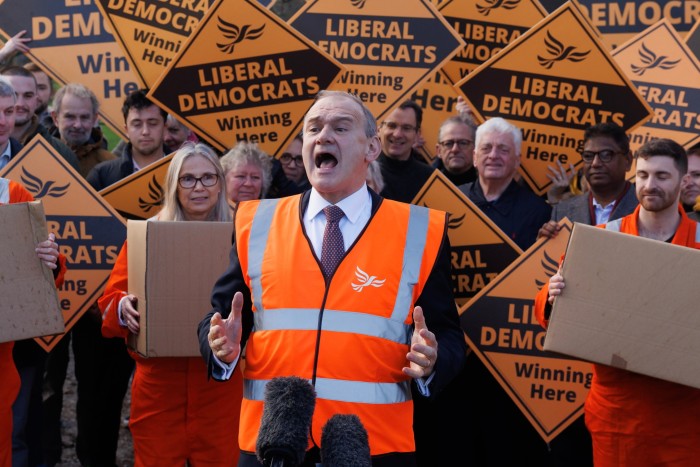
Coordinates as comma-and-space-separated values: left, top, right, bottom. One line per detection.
403, 306, 438, 379
208, 291, 244, 364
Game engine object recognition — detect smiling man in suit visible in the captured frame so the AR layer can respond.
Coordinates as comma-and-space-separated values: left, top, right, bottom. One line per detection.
539, 122, 639, 238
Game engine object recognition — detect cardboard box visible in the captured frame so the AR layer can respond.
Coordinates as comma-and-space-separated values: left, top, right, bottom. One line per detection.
544, 223, 700, 389
0, 201, 64, 343
127, 220, 233, 357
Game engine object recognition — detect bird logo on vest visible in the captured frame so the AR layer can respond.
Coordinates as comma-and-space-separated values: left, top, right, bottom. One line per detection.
351, 266, 386, 292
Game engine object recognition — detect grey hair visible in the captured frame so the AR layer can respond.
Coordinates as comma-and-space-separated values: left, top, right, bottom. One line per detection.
0, 77, 16, 103
309, 90, 377, 138
52, 83, 99, 116
475, 117, 522, 156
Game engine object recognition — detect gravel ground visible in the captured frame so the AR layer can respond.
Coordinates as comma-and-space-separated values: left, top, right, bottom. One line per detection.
54, 346, 134, 467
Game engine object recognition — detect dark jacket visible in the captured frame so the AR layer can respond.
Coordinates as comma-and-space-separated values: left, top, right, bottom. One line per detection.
18, 116, 80, 173
86, 143, 139, 191
431, 157, 477, 187
378, 151, 436, 204
52, 126, 117, 179
459, 179, 552, 250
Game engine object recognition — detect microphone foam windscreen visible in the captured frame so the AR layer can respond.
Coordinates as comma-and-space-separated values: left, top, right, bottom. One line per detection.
256, 376, 316, 466
320, 414, 371, 467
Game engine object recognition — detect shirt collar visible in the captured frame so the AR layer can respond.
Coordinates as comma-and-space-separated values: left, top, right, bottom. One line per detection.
306, 184, 371, 224
0, 142, 12, 169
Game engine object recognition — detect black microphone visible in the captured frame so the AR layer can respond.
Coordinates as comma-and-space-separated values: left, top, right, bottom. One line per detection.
256, 376, 316, 467
320, 414, 371, 467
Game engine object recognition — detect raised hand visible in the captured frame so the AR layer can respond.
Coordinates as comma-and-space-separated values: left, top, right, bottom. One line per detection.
208, 291, 244, 364
403, 306, 438, 379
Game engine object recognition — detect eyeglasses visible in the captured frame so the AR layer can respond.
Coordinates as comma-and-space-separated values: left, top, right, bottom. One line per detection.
438, 139, 473, 150
280, 153, 304, 166
382, 121, 418, 133
580, 150, 623, 163
178, 173, 219, 189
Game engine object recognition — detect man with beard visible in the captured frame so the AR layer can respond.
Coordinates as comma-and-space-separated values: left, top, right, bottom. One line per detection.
376, 99, 436, 203
24, 62, 54, 128
51, 83, 116, 178
0, 66, 79, 172
535, 138, 700, 466
681, 143, 700, 221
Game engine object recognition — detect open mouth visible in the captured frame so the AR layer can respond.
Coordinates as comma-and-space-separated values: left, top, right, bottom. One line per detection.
315, 152, 338, 169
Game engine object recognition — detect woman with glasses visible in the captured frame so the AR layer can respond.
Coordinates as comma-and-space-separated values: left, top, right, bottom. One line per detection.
278, 133, 311, 192
98, 142, 241, 466
220, 141, 273, 210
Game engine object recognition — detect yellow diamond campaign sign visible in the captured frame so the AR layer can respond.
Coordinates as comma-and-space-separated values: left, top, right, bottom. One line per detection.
460, 219, 593, 441
612, 20, 700, 152
0, 1, 140, 140
540, 0, 700, 50
456, 1, 653, 196
148, 0, 344, 155
99, 154, 174, 220
0, 136, 126, 351
289, 0, 466, 122
439, 0, 548, 85
413, 171, 522, 306
95, 0, 214, 88
410, 70, 463, 163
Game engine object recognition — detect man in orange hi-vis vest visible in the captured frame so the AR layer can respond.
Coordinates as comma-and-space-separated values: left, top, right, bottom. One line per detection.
199, 90, 467, 467
535, 138, 700, 467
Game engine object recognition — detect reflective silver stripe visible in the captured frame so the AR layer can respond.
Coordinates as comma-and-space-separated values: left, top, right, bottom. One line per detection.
393, 205, 429, 321
695, 223, 700, 243
247, 199, 279, 313
0, 178, 9, 204
604, 219, 622, 232
245, 378, 411, 404
253, 308, 412, 343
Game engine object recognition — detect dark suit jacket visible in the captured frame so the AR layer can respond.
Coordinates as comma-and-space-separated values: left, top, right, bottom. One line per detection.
551, 183, 639, 224
86, 143, 137, 191
197, 189, 467, 398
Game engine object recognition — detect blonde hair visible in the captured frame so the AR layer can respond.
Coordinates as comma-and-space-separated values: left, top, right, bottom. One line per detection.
220, 141, 273, 198
158, 142, 231, 222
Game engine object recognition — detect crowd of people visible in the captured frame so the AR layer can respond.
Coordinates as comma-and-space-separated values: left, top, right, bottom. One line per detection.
2, 26, 700, 467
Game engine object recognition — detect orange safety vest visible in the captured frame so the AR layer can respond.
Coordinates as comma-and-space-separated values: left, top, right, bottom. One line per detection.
235, 195, 446, 456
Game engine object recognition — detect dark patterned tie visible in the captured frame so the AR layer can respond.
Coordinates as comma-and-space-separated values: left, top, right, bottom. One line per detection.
321, 205, 345, 279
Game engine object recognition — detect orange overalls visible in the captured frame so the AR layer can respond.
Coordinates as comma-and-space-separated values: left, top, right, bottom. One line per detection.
100, 241, 242, 467
535, 205, 700, 466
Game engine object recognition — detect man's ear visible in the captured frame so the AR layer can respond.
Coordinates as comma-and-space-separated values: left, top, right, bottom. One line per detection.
624, 151, 634, 171
366, 135, 381, 162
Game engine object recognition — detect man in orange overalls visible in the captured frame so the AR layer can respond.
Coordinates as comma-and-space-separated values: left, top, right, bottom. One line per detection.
535, 138, 700, 467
